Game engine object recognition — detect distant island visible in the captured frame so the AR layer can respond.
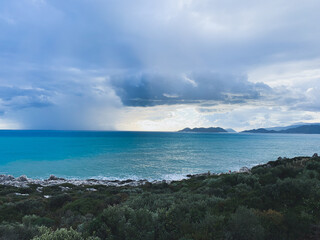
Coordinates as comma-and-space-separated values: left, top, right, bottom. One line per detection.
179, 123, 320, 134
178, 127, 228, 133
243, 124, 320, 134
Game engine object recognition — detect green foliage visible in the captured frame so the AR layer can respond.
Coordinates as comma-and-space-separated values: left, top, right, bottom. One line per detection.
226, 206, 264, 240
48, 194, 72, 210
257, 209, 285, 240
32, 227, 99, 240
86, 206, 157, 240
22, 215, 55, 228
63, 198, 102, 215
0, 222, 40, 240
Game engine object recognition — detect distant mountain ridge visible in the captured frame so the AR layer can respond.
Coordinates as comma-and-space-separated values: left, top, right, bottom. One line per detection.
243, 124, 320, 134
178, 123, 320, 134
178, 127, 228, 133
265, 122, 320, 131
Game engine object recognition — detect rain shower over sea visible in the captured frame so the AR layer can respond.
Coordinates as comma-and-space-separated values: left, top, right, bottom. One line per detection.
0, 130, 319, 180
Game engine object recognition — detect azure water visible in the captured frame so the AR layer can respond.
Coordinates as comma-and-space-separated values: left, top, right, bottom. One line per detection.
0, 130, 319, 180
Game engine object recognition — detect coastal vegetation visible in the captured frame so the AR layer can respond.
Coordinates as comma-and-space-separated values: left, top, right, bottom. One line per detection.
1, 155, 320, 239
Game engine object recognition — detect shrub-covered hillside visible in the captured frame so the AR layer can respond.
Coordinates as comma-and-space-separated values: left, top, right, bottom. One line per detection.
1, 155, 320, 239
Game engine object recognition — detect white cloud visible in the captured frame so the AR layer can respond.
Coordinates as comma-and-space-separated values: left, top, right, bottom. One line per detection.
183, 74, 198, 87
248, 59, 320, 88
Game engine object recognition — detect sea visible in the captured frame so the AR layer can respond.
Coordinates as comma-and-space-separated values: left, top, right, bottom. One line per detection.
0, 130, 319, 180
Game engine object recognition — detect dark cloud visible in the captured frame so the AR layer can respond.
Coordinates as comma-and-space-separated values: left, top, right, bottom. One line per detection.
110, 71, 271, 106
0, 86, 52, 110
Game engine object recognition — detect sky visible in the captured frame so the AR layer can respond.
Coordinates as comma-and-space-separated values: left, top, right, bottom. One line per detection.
0, 0, 320, 131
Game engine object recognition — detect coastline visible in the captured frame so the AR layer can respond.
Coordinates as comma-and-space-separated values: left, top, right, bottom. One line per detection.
0, 161, 271, 188
0, 154, 316, 188
0, 173, 211, 188
1, 154, 319, 239
0, 175, 159, 188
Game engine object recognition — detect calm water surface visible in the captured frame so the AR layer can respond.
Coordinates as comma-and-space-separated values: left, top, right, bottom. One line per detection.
0, 131, 319, 180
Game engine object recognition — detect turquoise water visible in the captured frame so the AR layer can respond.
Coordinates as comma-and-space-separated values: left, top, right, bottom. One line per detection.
0, 131, 319, 180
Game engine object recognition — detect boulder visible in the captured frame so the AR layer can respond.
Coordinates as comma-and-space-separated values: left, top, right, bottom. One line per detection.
48, 175, 65, 181
14, 193, 29, 196
17, 175, 28, 182
239, 167, 250, 173
312, 153, 318, 158
48, 175, 58, 180
0, 175, 15, 181
59, 186, 71, 191
121, 179, 134, 184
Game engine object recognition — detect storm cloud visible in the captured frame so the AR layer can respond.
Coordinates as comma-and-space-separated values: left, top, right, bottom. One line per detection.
110, 71, 271, 106
0, 0, 320, 130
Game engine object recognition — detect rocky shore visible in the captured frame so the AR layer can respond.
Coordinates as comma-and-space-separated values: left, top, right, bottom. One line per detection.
6, 154, 312, 189
0, 174, 162, 188
0, 166, 252, 188
1, 155, 316, 189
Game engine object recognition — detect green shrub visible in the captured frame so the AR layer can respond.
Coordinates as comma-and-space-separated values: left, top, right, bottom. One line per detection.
257, 209, 286, 240
48, 194, 72, 210
63, 198, 102, 215
0, 222, 39, 240
86, 206, 157, 240
32, 227, 99, 240
225, 206, 265, 240
22, 215, 54, 227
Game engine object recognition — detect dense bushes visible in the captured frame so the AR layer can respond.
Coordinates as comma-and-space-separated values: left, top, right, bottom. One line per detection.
32, 227, 99, 240
1, 156, 320, 239
226, 206, 264, 240
85, 206, 157, 240
0, 222, 39, 240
